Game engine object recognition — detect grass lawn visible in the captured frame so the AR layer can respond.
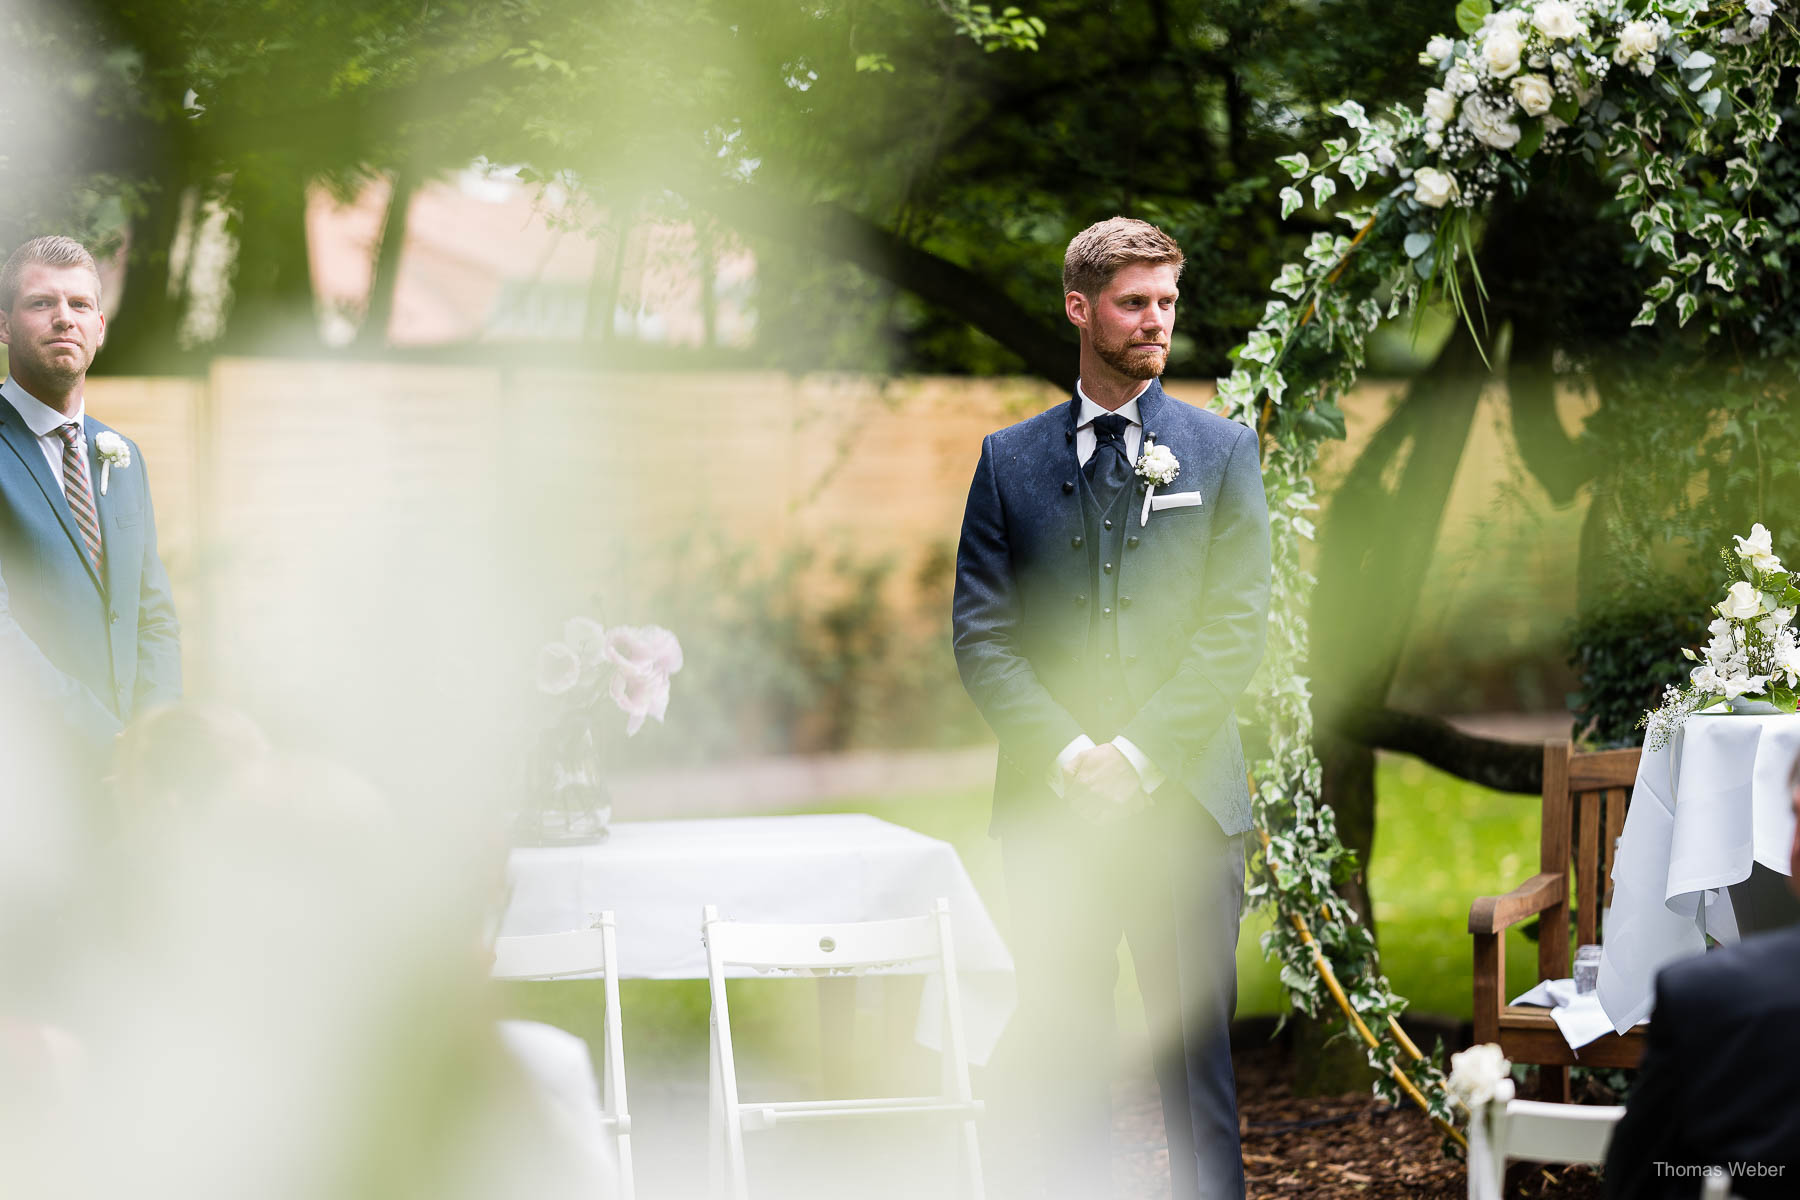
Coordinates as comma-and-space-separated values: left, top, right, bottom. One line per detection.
501, 751, 1549, 1075
797, 752, 1544, 1022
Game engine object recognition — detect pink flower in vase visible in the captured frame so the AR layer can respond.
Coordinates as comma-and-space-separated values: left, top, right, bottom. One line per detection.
604, 625, 684, 679
609, 664, 671, 736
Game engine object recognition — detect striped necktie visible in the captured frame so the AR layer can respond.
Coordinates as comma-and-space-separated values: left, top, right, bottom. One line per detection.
56, 422, 105, 575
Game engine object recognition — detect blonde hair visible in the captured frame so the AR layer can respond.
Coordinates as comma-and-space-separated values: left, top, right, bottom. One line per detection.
1, 236, 102, 309
1062, 218, 1185, 298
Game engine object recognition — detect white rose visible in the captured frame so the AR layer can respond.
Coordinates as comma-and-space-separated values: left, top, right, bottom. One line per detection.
1512, 74, 1554, 117
1413, 166, 1459, 207
1723, 581, 1767, 620
1734, 523, 1783, 573
93, 430, 132, 467
1424, 129, 1444, 149
1447, 1044, 1514, 1107
1748, 0, 1774, 16
1691, 662, 1724, 693
1484, 27, 1525, 78
1445, 65, 1477, 94
609, 662, 671, 737
1551, 52, 1571, 73
1619, 20, 1661, 58
1636, 56, 1655, 75
1460, 93, 1522, 150
1532, 0, 1582, 40
1427, 33, 1456, 60
1722, 673, 1772, 700
1424, 87, 1458, 124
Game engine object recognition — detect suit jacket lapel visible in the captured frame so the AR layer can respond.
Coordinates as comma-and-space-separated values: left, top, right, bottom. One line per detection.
0, 403, 104, 594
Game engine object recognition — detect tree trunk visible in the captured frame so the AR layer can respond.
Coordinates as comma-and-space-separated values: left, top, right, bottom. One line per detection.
222, 154, 319, 353
356, 167, 416, 349
1292, 325, 1491, 1094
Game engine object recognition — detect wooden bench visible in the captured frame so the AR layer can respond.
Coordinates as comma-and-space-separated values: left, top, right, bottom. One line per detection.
1469, 740, 1645, 1101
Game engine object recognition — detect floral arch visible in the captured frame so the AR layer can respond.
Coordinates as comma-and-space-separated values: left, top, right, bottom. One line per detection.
1221, 0, 1797, 1134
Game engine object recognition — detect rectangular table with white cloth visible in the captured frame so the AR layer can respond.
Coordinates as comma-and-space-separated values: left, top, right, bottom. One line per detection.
1596, 711, 1800, 1034
499, 813, 1017, 1065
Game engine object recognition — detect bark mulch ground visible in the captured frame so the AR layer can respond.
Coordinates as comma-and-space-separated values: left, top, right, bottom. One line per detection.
1111, 1038, 1607, 1200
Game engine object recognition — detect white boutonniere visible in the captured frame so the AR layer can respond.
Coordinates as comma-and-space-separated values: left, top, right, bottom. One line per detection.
93, 431, 131, 496
1135, 440, 1181, 526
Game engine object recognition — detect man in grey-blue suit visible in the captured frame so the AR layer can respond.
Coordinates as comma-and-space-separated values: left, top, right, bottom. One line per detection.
953, 219, 1269, 1200
0, 236, 181, 765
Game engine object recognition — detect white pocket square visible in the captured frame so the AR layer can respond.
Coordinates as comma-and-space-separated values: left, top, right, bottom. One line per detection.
1148, 490, 1204, 511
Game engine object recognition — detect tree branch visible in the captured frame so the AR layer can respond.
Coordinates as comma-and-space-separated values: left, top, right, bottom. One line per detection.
1341, 706, 1544, 793
716, 192, 1077, 387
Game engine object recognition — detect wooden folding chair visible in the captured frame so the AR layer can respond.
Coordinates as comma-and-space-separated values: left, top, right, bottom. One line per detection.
702, 898, 984, 1200
492, 914, 635, 1200
1469, 741, 1645, 1100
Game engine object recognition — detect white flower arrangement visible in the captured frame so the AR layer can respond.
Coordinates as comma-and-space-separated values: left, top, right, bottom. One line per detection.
93, 430, 131, 496
1134, 441, 1181, 487
1642, 524, 1800, 749
524, 615, 684, 839
536, 616, 684, 737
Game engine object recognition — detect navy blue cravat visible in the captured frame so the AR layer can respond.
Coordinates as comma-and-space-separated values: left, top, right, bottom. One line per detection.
1085, 412, 1133, 505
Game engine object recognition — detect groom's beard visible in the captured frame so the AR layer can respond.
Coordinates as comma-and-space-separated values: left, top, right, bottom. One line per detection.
1093, 326, 1168, 380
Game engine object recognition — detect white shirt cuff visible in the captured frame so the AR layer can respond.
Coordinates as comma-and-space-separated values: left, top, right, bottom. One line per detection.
1110, 736, 1164, 795
1049, 735, 1096, 796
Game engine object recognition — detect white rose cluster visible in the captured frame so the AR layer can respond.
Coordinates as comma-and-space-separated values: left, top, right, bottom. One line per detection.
1650, 527, 1800, 745
536, 616, 685, 736
1135, 443, 1181, 487
1447, 1043, 1515, 1108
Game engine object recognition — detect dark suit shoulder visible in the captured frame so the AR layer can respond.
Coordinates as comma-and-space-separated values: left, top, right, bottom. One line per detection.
984, 399, 1072, 448
1153, 387, 1254, 443
1658, 925, 1800, 1022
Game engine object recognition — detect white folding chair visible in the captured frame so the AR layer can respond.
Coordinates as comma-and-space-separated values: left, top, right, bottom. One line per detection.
1467, 1083, 1622, 1200
702, 898, 984, 1200
492, 915, 635, 1200
1700, 1173, 1747, 1200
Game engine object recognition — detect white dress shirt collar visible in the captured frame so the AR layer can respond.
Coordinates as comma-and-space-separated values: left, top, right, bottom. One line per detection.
1, 376, 83, 436
1073, 379, 1149, 430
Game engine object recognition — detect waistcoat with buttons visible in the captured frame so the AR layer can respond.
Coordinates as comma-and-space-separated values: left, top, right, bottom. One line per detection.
1077, 457, 1135, 738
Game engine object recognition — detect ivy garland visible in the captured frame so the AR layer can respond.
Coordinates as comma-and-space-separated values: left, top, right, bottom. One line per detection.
1217, 0, 1800, 1129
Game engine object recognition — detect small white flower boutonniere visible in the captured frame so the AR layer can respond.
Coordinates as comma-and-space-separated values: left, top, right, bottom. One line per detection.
1135, 440, 1181, 526
1134, 443, 1180, 487
93, 431, 131, 496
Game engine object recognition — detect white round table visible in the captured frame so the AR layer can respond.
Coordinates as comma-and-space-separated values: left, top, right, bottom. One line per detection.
1597, 711, 1800, 1032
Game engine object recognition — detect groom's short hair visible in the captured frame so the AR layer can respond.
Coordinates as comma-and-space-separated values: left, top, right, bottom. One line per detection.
0, 236, 102, 309
1062, 218, 1185, 298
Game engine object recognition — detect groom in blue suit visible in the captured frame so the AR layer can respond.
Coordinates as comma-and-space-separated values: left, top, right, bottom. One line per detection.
0, 236, 181, 760
953, 219, 1270, 1200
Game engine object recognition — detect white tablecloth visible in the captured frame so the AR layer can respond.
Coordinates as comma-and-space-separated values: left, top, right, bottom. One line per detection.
1597, 712, 1800, 1032
501, 813, 1016, 1064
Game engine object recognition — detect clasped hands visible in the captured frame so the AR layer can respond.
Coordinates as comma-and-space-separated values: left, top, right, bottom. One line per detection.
1065, 742, 1149, 826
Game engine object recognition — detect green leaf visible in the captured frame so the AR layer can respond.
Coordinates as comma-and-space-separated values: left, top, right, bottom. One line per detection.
1280, 186, 1303, 219
1515, 117, 1546, 160
1276, 153, 1311, 179
1676, 291, 1699, 326
1455, 0, 1491, 35
1550, 94, 1579, 124
1403, 232, 1433, 258
1310, 175, 1337, 207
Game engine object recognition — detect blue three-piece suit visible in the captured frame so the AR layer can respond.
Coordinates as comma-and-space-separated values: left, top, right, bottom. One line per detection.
1, 387, 181, 758
953, 379, 1270, 1200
